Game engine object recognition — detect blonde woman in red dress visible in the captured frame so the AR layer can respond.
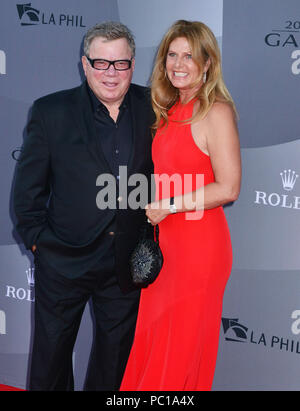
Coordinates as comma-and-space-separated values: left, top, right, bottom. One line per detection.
121, 20, 241, 391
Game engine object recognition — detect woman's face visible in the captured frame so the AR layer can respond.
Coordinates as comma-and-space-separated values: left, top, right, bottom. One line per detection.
165, 37, 201, 95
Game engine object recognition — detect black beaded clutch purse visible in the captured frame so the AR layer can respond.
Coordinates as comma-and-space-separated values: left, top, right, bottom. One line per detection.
130, 225, 163, 288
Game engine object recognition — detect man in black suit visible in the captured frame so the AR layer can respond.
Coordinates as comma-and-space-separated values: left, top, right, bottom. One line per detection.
13, 21, 154, 391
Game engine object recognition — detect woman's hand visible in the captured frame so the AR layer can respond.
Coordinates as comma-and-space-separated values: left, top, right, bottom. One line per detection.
145, 198, 170, 225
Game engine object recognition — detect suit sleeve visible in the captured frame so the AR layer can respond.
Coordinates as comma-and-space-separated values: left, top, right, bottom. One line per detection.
13, 101, 50, 249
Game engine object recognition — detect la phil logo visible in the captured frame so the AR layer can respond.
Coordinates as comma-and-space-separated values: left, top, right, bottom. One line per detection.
16, 3, 86, 28
264, 20, 300, 75
254, 169, 300, 210
222, 317, 300, 355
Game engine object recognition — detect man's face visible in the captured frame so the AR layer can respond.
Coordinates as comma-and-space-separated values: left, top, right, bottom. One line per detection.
82, 37, 135, 107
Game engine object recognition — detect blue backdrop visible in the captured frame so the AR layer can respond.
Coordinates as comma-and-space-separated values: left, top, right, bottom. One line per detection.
0, 0, 299, 390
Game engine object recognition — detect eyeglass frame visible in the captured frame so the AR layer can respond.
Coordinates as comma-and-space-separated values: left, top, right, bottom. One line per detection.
85, 56, 133, 71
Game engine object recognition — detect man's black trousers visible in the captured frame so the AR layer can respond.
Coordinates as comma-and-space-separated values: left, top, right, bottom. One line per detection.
29, 249, 140, 391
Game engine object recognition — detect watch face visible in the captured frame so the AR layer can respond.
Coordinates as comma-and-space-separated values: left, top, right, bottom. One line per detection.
170, 205, 177, 213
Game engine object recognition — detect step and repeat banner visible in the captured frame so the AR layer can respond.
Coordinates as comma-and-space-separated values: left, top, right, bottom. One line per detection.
0, 0, 299, 390
213, 0, 300, 391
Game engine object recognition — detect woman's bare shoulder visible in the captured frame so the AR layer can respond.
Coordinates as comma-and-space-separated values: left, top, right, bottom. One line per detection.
207, 101, 235, 121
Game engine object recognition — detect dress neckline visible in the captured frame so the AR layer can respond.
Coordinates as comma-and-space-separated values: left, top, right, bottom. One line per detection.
169, 97, 197, 115
179, 96, 198, 106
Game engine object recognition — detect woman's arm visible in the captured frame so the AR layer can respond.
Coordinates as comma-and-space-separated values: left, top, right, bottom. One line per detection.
146, 102, 241, 224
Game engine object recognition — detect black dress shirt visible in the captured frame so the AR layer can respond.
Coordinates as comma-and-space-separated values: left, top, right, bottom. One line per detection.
88, 86, 133, 180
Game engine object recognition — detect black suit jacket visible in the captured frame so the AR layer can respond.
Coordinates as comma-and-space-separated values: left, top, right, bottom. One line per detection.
13, 81, 154, 293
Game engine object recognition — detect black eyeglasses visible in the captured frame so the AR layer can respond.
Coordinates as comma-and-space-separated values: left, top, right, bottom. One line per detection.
86, 56, 132, 71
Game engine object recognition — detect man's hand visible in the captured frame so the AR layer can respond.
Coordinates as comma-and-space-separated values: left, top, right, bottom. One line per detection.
32, 244, 37, 252
145, 198, 170, 225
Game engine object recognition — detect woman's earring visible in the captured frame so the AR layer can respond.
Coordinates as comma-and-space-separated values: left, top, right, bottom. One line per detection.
203, 72, 207, 83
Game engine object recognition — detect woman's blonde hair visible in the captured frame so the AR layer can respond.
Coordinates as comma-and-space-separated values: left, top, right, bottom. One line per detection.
151, 20, 237, 130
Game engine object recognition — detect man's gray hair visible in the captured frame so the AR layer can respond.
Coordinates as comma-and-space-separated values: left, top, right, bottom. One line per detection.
83, 21, 135, 57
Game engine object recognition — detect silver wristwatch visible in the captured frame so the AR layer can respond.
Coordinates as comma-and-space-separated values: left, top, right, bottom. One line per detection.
169, 196, 177, 214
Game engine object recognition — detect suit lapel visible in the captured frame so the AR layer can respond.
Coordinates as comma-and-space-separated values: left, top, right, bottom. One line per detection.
127, 85, 147, 175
